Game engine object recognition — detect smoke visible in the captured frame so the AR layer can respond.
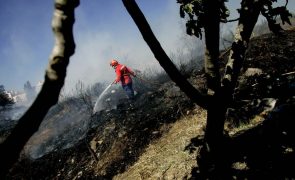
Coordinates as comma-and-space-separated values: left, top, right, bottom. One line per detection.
62, 0, 191, 94
0, 93, 37, 122
1, 1, 205, 159
0, 105, 26, 122
24, 98, 92, 159
0, 0, 201, 95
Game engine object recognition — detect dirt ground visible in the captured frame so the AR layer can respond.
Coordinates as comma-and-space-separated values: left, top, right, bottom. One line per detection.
4, 29, 295, 179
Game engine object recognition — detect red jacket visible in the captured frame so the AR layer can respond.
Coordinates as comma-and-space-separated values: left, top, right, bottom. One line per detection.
114, 64, 135, 85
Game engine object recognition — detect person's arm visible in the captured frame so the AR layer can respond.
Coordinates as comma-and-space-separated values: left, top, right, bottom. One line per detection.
127, 67, 136, 77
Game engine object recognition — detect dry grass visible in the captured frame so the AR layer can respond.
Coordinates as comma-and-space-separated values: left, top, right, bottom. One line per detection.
113, 108, 207, 180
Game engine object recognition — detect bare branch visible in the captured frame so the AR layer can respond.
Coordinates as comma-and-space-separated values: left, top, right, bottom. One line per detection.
222, 17, 240, 23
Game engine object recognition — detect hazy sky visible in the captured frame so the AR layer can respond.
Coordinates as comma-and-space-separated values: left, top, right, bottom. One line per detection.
0, 0, 294, 92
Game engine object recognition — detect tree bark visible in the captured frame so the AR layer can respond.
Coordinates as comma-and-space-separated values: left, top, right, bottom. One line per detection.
122, 0, 208, 109
223, 0, 262, 90
206, 0, 262, 143
202, 0, 263, 169
203, 0, 221, 93
0, 0, 79, 176
202, 0, 224, 145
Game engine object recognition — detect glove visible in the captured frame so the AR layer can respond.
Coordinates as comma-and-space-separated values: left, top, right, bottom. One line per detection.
113, 79, 119, 84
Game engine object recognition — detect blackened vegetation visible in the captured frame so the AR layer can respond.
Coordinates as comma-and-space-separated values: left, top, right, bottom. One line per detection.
5, 30, 295, 179
0, 93, 14, 107
229, 29, 295, 125
6, 76, 204, 179
188, 29, 295, 179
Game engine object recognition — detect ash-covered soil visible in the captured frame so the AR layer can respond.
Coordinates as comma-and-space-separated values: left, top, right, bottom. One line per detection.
3, 29, 295, 179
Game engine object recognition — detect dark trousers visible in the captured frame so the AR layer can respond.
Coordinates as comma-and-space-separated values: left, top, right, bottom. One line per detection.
122, 83, 134, 100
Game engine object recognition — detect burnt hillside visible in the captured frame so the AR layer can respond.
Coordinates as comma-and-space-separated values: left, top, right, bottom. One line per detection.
4, 29, 295, 179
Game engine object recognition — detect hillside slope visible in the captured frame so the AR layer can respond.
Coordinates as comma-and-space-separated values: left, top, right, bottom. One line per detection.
114, 109, 207, 180
5, 29, 295, 179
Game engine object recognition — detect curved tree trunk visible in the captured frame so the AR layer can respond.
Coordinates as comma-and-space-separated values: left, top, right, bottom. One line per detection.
122, 0, 208, 109
123, 0, 264, 175
0, 0, 79, 176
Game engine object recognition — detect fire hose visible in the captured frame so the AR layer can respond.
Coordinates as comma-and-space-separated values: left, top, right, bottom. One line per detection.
134, 75, 162, 87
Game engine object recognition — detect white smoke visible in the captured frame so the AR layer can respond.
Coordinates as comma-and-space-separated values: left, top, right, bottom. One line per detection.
63, 0, 190, 94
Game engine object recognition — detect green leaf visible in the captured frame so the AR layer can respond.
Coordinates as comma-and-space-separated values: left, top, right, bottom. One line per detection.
183, 3, 194, 14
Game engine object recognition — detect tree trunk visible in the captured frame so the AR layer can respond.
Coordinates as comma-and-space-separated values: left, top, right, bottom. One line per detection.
123, 0, 263, 175
223, 0, 262, 88
203, 0, 221, 93
202, 0, 225, 152
200, 0, 263, 175
122, 0, 208, 109
0, 0, 79, 176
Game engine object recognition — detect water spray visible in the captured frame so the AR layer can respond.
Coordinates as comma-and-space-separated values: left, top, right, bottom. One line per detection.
92, 81, 114, 114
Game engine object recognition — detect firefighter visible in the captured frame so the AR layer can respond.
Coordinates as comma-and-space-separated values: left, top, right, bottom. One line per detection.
110, 59, 136, 100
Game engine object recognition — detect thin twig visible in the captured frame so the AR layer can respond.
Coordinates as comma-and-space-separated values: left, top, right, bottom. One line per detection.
281, 71, 295, 76
86, 141, 99, 162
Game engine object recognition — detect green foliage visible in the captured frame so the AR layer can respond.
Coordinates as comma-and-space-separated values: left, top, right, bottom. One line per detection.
177, 0, 229, 39
177, 0, 293, 37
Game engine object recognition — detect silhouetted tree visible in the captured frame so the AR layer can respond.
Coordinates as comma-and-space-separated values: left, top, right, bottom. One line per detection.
0, 0, 292, 177
122, 0, 292, 176
0, 0, 80, 177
